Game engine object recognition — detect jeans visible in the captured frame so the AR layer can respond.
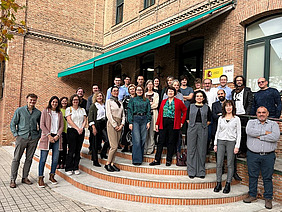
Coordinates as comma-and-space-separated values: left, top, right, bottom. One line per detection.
132, 115, 148, 164
247, 150, 276, 199
38, 139, 60, 176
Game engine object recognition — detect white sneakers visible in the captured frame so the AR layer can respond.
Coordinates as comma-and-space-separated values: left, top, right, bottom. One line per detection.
74, 170, 80, 175
65, 170, 80, 175
65, 171, 73, 176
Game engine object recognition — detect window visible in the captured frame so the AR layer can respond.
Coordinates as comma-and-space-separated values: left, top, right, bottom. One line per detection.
144, 0, 155, 9
244, 15, 282, 92
116, 0, 124, 24
0, 60, 5, 99
140, 53, 154, 81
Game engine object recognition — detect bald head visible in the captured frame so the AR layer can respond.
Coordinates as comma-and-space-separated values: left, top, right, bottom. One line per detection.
256, 106, 269, 123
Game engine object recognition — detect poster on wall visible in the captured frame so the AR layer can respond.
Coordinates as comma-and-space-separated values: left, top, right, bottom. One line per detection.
204, 65, 234, 84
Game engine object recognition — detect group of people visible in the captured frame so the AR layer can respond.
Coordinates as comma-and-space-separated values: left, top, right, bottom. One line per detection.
9, 73, 281, 210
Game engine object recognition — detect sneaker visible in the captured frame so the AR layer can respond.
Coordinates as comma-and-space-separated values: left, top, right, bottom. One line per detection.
243, 195, 257, 203
74, 170, 80, 175
65, 171, 73, 176
265, 199, 272, 209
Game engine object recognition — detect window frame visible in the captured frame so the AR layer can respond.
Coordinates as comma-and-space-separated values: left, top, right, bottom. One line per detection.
116, 0, 124, 25
243, 14, 282, 92
144, 0, 155, 9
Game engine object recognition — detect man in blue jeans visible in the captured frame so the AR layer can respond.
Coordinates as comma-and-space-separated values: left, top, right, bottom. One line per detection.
10, 93, 41, 188
243, 106, 280, 209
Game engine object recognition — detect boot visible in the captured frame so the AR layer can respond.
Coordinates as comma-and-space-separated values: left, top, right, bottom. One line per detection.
213, 182, 222, 192
233, 158, 242, 181
49, 173, 58, 185
38, 176, 45, 188
223, 182, 231, 194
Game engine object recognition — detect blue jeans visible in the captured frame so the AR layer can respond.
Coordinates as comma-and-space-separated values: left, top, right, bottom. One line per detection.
132, 115, 148, 164
247, 150, 276, 199
38, 140, 60, 176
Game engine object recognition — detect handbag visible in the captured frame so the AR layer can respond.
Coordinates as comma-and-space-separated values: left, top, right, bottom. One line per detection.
176, 133, 187, 166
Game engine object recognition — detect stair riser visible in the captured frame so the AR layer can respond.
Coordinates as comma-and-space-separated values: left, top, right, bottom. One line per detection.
81, 152, 216, 175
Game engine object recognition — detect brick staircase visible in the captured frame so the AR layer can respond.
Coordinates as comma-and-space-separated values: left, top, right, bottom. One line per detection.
30, 136, 249, 206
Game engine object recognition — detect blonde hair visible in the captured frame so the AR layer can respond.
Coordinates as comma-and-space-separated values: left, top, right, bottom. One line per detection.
92, 92, 105, 104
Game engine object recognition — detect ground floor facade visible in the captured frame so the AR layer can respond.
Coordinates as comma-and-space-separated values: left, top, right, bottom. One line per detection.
0, 0, 281, 155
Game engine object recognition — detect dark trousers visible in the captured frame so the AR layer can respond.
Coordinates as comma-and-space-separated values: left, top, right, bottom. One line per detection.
58, 132, 68, 166
65, 128, 84, 171
121, 121, 130, 146
239, 116, 248, 153
11, 136, 39, 180
155, 118, 179, 162
91, 120, 109, 162
247, 150, 276, 199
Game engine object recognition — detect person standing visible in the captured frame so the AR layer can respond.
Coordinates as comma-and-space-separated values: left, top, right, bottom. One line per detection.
88, 92, 109, 167
180, 75, 194, 108
121, 75, 131, 95
149, 87, 187, 166
213, 100, 241, 194
38, 96, 64, 187
202, 78, 218, 109
57, 97, 68, 169
10, 93, 41, 188
105, 86, 125, 171
186, 90, 211, 178
65, 94, 87, 176
136, 75, 145, 87
144, 80, 159, 155
193, 78, 202, 91
160, 76, 174, 100
163, 80, 184, 102
217, 75, 232, 100
121, 84, 136, 152
86, 84, 100, 113
76, 87, 87, 110
251, 77, 281, 118
243, 107, 280, 209
128, 85, 151, 165
232, 75, 253, 158
106, 76, 127, 101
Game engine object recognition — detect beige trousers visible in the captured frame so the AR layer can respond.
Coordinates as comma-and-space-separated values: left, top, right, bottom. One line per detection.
107, 117, 122, 163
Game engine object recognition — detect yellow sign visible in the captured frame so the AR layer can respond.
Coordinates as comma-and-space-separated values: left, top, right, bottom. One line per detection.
204, 67, 223, 79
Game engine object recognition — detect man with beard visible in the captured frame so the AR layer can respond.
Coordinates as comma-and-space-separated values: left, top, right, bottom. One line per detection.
231, 76, 253, 158
212, 89, 242, 181
243, 107, 280, 209
76, 87, 87, 110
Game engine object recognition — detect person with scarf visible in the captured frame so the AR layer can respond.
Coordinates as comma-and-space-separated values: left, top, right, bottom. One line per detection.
231, 75, 253, 159
105, 86, 126, 172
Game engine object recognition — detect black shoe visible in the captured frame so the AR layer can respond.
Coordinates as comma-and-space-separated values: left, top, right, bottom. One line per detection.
112, 164, 120, 171
214, 182, 222, 192
121, 146, 128, 152
199, 176, 205, 179
132, 163, 142, 166
100, 154, 108, 159
93, 161, 101, 167
223, 182, 231, 194
149, 161, 160, 166
188, 176, 195, 179
166, 161, 171, 166
104, 164, 114, 172
233, 172, 242, 181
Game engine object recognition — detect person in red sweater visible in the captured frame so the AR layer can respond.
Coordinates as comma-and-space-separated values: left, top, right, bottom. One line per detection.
149, 87, 187, 166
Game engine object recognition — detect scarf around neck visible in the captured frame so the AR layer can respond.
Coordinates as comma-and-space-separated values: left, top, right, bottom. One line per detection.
110, 96, 121, 108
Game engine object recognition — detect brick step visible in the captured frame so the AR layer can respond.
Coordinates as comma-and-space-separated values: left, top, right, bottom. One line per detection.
32, 150, 248, 205
77, 156, 238, 190
80, 147, 216, 175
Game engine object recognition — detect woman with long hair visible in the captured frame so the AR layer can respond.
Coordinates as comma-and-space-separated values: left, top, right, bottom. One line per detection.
57, 97, 68, 169
65, 94, 87, 176
128, 85, 151, 165
121, 84, 136, 152
105, 86, 125, 172
150, 87, 187, 166
213, 100, 241, 193
88, 92, 109, 167
38, 96, 64, 187
145, 80, 159, 155
186, 90, 211, 178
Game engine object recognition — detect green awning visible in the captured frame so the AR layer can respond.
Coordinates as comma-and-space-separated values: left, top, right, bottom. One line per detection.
58, 2, 233, 77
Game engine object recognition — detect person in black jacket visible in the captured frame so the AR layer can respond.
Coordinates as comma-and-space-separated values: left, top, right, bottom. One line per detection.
231, 76, 253, 158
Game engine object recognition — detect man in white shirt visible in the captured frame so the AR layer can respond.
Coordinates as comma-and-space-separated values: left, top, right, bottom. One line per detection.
202, 79, 218, 109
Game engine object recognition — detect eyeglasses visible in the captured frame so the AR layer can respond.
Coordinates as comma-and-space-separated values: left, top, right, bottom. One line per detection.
136, 89, 143, 92
258, 81, 265, 84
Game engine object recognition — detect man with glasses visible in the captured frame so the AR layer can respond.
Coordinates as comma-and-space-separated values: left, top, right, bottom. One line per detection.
202, 78, 218, 109
106, 76, 127, 101
218, 75, 232, 100
251, 77, 281, 118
